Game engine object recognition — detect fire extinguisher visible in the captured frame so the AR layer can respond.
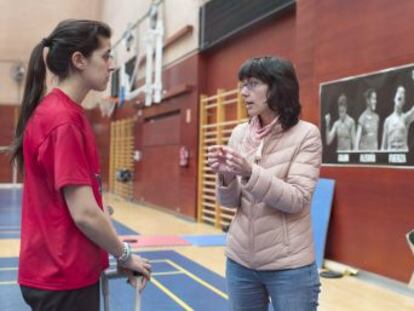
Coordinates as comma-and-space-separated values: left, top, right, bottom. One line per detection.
179, 146, 190, 167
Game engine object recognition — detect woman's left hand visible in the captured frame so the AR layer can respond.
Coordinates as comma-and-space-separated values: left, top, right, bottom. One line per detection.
222, 147, 252, 178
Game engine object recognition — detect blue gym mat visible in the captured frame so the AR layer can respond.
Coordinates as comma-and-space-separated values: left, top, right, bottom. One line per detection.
181, 234, 226, 247
0, 250, 229, 311
311, 178, 336, 268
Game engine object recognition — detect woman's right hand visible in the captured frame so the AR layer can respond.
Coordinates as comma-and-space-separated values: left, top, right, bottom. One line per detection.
120, 254, 151, 291
207, 145, 236, 185
207, 145, 225, 174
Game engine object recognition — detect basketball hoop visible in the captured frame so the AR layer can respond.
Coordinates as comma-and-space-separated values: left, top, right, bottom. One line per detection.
123, 1, 164, 107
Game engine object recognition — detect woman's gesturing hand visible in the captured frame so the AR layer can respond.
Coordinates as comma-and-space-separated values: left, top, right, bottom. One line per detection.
207, 145, 229, 174
207, 145, 252, 178
222, 147, 252, 178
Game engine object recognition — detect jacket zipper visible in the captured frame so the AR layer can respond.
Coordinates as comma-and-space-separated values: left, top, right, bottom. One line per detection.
249, 144, 262, 268
282, 214, 289, 246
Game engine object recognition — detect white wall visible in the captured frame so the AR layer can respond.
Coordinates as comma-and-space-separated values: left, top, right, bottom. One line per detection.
0, 0, 102, 105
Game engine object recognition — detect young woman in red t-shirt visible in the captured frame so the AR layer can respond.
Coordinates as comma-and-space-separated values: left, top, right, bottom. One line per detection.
11, 19, 151, 311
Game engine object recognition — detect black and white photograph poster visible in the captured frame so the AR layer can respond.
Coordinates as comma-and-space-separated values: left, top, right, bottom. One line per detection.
320, 63, 414, 167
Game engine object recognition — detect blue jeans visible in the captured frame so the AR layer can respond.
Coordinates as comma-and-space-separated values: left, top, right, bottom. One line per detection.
226, 258, 320, 311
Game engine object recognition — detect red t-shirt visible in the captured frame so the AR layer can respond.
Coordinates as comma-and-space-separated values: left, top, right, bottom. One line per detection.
18, 88, 109, 290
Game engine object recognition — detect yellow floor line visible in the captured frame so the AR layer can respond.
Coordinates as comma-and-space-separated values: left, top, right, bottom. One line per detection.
153, 271, 182, 276
150, 277, 193, 311
165, 259, 228, 300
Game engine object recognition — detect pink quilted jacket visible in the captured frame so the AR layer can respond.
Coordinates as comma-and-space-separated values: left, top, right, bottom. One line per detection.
217, 120, 322, 270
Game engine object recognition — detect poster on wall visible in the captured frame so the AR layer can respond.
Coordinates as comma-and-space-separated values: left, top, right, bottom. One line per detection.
320, 63, 414, 168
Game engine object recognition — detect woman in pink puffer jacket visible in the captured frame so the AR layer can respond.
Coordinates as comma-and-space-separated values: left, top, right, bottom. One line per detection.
208, 56, 322, 311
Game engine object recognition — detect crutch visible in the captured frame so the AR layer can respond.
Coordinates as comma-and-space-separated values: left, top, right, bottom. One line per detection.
101, 270, 111, 311
101, 268, 143, 311
133, 271, 143, 311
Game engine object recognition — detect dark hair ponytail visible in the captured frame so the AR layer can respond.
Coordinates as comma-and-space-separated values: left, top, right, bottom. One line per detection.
10, 19, 111, 172
11, 42, 47, 170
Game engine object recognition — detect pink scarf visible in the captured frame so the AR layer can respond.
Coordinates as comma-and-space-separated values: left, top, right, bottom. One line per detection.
241, 115, 279, 158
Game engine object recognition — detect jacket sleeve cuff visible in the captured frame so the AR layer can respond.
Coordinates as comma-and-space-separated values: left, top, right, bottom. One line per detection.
242, 164, 282, 200
217, 175, 240, 207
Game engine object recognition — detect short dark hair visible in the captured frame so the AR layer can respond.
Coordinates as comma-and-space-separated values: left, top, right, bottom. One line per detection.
364, 88, 376, 102
238, 56, 301, 130
337, 94, 347, 108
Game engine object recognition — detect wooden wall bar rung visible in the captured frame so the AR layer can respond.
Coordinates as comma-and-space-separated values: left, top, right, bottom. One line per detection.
204, 132, 218, 138
202, 202, 216, 209
203, 173, 216, 179
205, 103, 218, 109
202, 123, 219, 129
220, 213, 235, 220
202, 218, 215, 224
222, 98, 238, 105
203, 188, 216, 194
220, 206, 237, 213
202, 209, 216, 216
202, 194, 216, 201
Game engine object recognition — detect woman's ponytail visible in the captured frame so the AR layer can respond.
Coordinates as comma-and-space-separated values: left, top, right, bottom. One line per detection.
11, 42, 47, 171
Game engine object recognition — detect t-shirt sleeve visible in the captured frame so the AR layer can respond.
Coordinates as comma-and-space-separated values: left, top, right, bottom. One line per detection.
37, 123, 92, 191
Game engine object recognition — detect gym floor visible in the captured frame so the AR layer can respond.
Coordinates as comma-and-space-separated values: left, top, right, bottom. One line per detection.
0, 186, 413, 310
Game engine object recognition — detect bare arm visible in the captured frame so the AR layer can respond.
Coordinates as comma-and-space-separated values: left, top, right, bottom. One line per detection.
350, 120, 356, 150
64, 186, 151, 281
404, 105, 414, 126
381, 119, 389, 150
326, 121, 337, 145
64, 186, 124, 256
355, 125, 362, 150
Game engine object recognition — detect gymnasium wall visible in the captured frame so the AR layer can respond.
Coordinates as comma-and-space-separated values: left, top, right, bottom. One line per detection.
86, 52, 201, 218
97, 0, 205, 217
200, 0, 414, 282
